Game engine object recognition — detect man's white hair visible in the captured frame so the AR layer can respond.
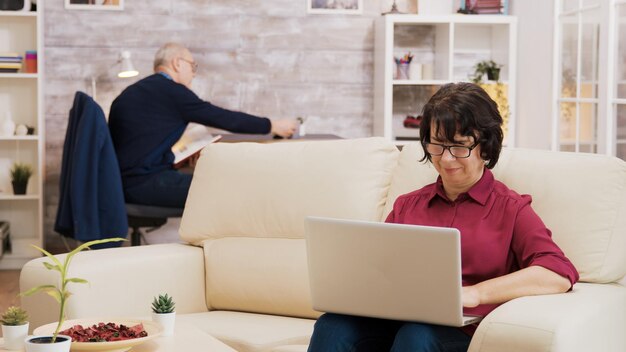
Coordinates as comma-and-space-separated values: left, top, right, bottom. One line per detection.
153, 42, 187, 71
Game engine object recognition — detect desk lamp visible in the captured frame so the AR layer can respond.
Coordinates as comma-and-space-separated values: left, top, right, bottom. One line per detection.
91, 50, 139, 100
117, 51, 139, 78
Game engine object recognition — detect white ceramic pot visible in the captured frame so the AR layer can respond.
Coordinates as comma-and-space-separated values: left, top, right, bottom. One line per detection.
2, 323, 29, 350
24, 335, 71, 352
21, 0, 31, 11
151, 312, 175, 337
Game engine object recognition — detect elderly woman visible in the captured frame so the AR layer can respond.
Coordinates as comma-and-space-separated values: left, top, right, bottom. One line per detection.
307, 82, 579, 352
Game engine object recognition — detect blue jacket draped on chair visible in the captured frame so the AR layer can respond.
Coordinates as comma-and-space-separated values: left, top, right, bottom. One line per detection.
54, 91, 128, 244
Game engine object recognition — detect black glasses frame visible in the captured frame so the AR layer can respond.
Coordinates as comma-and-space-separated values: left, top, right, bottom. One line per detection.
423, 142, 478, 158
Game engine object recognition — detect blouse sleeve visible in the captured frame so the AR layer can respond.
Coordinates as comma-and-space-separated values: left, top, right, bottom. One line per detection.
511, 195, 580, 287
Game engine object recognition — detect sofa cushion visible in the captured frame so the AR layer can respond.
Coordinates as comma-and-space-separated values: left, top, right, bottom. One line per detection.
179, 311, 315, 352
180, 137, 399, 244
386, 143, 626, 283
383, 143, 438, 219
203, 237, 320, 319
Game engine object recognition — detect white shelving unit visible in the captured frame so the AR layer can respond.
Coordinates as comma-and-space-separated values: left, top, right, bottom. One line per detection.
0, 7, 44, 269
374, 14, 518, 145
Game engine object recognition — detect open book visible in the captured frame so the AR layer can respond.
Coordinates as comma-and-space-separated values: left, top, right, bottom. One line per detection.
172, 123, 222, 168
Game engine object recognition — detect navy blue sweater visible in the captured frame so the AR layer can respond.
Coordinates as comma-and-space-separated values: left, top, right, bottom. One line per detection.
109, 74, 271, 187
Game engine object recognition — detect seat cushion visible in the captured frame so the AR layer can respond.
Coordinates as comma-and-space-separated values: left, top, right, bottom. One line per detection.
386, 143, 626, 283
180, 137, 399, 244
178, 311, 315, 352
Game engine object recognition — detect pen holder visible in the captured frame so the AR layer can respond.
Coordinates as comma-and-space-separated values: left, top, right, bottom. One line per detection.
397, 63, 410, 80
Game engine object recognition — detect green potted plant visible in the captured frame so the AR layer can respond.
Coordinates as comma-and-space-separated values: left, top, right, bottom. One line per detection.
1, 306, 29, 350
20, 237, 125, 352
151, 293, 176, 337
471, 60, 503, 83
10, 162, 33, 195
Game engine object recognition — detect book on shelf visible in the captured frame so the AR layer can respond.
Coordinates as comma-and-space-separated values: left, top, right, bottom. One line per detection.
460, 0, 508, 15
171, 123, 222, 168
0, 53, 23, 60
0, 63, 22, 69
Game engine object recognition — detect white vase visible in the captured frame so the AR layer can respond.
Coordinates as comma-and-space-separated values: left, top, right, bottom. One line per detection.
0, 112, 16, 137
151, 312, 175, 337
2, 323, 29, 350
24, 335, 71, 352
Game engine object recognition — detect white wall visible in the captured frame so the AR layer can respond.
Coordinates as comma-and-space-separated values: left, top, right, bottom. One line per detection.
511, 0, 555, 149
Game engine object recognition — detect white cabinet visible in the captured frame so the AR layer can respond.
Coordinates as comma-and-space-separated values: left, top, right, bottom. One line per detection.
374, 14, 517, 145
0, 8, 44, 269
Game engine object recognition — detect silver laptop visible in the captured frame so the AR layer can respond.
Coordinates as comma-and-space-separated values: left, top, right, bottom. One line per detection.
304, 216, 482, 327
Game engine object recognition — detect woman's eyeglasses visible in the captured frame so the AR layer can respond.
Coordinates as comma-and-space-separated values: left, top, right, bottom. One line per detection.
178, 58, 198, 73
424, 142, 478, 158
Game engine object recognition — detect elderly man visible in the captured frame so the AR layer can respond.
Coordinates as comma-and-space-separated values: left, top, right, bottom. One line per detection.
109, 42, 297, 208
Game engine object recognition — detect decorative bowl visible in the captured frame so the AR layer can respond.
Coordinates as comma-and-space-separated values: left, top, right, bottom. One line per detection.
33, 318, 161, 352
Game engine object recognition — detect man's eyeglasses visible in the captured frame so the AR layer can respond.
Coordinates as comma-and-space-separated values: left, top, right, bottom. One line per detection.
178, 58, 198, 73
424, 142, 478, 158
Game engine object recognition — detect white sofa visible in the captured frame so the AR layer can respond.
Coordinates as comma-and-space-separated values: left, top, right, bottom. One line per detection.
21, 138, 626, 351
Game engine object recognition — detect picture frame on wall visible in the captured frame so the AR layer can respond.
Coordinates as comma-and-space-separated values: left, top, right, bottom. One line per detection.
307, 0, 363, 15
65, 0, 124, 11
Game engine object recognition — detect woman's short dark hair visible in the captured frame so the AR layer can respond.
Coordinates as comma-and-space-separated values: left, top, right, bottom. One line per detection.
419, 82, 504, 169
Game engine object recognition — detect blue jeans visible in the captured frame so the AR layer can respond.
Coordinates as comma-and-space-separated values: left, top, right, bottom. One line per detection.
123, 169, 193, 208
308, 313, 471, 352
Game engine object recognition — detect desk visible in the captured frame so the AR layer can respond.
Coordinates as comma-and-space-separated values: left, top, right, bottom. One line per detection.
219, 133, 342, 143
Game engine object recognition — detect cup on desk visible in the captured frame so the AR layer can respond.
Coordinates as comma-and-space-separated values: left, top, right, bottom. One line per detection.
296, 116, 308, 138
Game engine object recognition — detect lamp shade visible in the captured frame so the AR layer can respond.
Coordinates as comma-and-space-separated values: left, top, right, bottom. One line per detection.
117, 51, 138, 78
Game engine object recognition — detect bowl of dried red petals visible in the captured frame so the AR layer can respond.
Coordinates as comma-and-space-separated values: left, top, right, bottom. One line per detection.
33, 318, 162, 351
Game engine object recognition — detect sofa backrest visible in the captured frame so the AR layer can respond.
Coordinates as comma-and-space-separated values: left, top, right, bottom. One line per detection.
181, 137, 400, 318
386, 143, 626, 283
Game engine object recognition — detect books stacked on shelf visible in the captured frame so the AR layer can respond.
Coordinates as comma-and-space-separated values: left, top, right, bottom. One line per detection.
0, 53, 23, 73
460, 0, 508, 15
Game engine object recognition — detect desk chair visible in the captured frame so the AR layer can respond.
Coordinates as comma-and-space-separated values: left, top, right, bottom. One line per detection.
126, 204, 183, 246
55, 92, 183, 247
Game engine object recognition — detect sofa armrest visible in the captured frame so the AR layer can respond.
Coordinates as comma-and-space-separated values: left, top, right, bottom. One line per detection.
469, 283, 626, 352
20, 243, 207, 330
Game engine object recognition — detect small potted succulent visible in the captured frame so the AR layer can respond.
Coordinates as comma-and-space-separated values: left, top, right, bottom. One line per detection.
10, 162, 33, 195
21, 237, 125, 352
1, 306, 29, 350
151, 293, 176, 337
